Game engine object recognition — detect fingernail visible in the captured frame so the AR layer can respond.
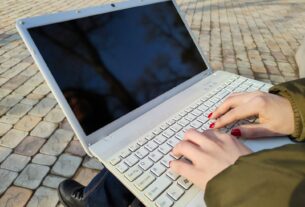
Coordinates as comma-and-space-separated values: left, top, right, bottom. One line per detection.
231, 128, 241, 137
209, 122, 215, 128
208, 113, 213, 119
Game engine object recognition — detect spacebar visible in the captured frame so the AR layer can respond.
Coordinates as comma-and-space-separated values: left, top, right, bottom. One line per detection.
144, 175, 172, 201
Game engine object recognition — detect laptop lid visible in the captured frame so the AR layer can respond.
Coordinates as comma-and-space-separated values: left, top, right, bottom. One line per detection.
16, 0, 212, 155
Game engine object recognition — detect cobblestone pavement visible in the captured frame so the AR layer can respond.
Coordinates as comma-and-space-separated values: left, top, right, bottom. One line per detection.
0, 0, 305, 206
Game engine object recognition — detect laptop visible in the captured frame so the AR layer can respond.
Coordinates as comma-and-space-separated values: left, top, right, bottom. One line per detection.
16, 0, 293, 206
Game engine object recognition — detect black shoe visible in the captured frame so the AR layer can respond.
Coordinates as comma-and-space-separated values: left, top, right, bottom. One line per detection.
58, 179, 86, 207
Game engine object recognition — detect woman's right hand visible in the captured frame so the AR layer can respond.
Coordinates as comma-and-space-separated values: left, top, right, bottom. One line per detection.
209, 91, 295, 138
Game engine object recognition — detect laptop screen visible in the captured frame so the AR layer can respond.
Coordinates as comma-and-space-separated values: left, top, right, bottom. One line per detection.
29, 1, 208, 135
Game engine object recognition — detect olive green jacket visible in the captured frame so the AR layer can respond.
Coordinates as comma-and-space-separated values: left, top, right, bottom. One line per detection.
205, 78, 305, 207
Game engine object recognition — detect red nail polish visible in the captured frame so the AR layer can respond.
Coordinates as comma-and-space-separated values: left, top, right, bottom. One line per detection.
231, 128, 241, 137
208, 113, 213, 119
209, 122, 215, 128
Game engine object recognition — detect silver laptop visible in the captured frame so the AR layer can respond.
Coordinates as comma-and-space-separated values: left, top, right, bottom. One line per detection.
16, 0, 293, 206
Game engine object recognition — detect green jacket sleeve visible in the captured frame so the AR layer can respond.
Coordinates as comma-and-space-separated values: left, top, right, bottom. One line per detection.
269, 78, 305, 141
204, 144, 305, 207
204, 79, 305, 207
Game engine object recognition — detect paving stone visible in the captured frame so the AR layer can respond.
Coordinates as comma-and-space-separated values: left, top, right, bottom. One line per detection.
29, 97, 57, 117
20, 97, 39, 106
65, 140, 86, 157
0, 115, 19, 124
0, 122, 12, 136
7, 103, 32, 117
14, 164, 49, 189
14, 115, 41, 132
0, 88, 11, 98
0, 129, 28, 148
0, 169, 18, 195
30, 121, 57, 138
0, 186, 32, 207
32, 83, 50, 96
0, 146, 12, 163
59, 119, 73, 131
0, 94, 23, 107
44, 108, 66, 123
74, 167, 99, 186
40, 129, 74, 156
42, 175, 66, 189
1, 153, 30, 172
51, 154, 82, 177
2, 74, 29, 90
82, 156, 104, 170
0, 105, 10, 116
14, 136, 45, 156
32, 153, 57, 166
26, 186, 58, 207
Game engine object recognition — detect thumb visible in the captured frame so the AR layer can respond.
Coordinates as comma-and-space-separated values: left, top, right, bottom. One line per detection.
231, 124, 279, 139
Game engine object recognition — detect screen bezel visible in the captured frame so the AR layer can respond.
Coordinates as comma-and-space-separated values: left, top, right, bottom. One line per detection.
16, 0, 212, 155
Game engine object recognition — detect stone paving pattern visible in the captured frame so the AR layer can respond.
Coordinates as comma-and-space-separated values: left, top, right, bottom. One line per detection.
0, 0, 305, 206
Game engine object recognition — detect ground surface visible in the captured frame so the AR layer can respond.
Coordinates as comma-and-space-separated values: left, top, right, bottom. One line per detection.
0, 0, 304, 206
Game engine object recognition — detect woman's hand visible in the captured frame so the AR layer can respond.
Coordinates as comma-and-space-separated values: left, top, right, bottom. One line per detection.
170, 129, 251, 191
210, 91, 295, 138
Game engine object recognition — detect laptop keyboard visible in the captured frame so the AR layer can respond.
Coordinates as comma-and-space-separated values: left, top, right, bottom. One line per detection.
109, 75, 268, 207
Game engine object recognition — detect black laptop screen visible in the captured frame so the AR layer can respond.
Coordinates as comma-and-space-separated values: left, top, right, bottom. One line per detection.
29, 1, 208, 135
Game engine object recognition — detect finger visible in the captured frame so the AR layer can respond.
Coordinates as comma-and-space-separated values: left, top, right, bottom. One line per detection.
172, 140, 206, 165
230, 124, 283, 139
183, 129, 219, 150
170, 159, 207, 189
210, 92, 258, 119
214, 104, 259, 128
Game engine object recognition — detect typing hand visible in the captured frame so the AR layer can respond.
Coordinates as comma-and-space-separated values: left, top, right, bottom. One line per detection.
170, 129, 251, 191
209, 91, 294, 138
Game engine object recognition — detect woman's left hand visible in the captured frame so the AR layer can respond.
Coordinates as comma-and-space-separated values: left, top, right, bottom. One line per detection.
170, 129, 252, 191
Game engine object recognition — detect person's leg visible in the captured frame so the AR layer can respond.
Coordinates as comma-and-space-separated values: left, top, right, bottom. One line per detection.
84, 168, 135, 207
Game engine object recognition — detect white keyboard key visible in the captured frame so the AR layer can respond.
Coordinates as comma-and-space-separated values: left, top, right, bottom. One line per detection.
204, 100, 214, 107
135, 147, 149, 159
116, 162, 129, 173
167, 184, 184, 200
151, 163, 166, 176
110, 157, 121, 165
138, 137, 148, 146
184, 107, 192, 112
158, 143, 172, 155
170, 123, 182, 132
149, 150, 163, 162
166, 119, 175, 126
129, 143, 140, 152
191, 109, 202, 116
154, 135, 167, 144
139, 157, 154, 171
175, 131, 185, 140
178, 177, 192, 189
197, 116, 208, 124
161, 154, 175, 168
160, 123, 169, 130
182, 125, 193, 132
144, 175, 172, 201
135, 172, 156, 191
125, 154, 139, 167
153, 127, 163, 135
190, 120, 202, 129
167, 137, 180, 147
145, 141, 158, 152
177, 118, 188, 127
185, 113, 196, 121
146, 133, 155, 140
120, 149, 131, 158
198, 104, 208, 112
179, 111, 187, 117
210, 97, 219, 103
166, 170, 179, 180
173, 114, 181, 121
155, 194, 174, 207
125, 166, 142, 181
162, 128, 175, 138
